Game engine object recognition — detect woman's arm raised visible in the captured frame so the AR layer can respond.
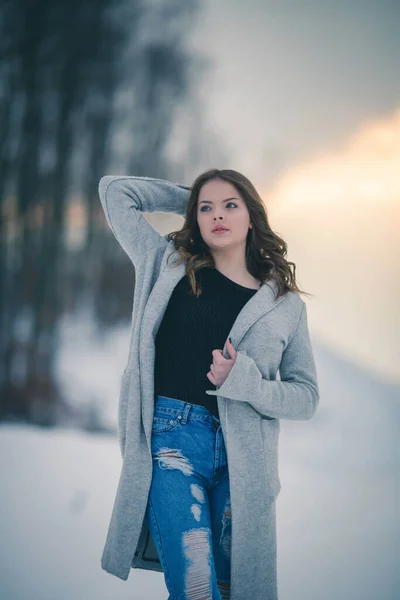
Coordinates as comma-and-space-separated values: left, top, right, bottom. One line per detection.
98, 175, 190, 265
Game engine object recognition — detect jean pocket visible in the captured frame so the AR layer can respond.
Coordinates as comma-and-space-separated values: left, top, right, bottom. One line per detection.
152, 412, 182, 434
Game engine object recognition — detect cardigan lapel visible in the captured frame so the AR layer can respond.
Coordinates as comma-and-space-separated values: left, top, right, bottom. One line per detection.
220, 275, 285, 356
139, 242, 286, 444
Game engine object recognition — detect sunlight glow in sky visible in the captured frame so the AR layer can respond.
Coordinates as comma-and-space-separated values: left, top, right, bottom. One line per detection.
267, 108, 400, 382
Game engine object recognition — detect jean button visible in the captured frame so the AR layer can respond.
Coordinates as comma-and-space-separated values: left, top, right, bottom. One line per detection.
178, 415, 182, 420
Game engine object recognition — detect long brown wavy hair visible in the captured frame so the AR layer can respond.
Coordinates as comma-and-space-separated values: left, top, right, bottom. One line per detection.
167, 168, 311, 300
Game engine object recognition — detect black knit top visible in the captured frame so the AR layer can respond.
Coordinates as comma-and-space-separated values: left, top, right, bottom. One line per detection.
154, 266, 258, 419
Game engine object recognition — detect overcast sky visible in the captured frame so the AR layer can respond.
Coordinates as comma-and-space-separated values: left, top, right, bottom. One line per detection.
187, 0, 399, 185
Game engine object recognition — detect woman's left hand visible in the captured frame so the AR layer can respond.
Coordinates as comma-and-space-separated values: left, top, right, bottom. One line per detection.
206, 338, 237, 387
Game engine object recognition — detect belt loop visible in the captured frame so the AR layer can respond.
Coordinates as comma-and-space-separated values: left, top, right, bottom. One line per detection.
180, 402, 191, 424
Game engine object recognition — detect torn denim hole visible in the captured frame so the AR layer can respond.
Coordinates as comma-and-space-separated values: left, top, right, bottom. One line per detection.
190, 504, 201, 522
190, 483, 205, 522
154, 447, 193, 476
182, 527, 212, 600
219, 497, 232, 559
217, 579, 231, 600
190, 483, 205, 504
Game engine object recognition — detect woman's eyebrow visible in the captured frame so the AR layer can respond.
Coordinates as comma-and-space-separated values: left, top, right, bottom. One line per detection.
198, 197, 240, 205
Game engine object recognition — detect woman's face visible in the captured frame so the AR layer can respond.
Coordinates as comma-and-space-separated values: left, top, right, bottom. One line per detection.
196, 179, 251, 253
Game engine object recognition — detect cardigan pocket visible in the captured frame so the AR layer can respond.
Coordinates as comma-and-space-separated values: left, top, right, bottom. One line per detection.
118, 370, 132, 456
260, 417, 281, 499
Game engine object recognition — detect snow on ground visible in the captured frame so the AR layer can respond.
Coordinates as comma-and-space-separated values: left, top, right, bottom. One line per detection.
1, 323, 399, 599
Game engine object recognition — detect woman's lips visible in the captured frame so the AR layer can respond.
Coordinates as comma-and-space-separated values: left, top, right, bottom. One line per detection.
212, 228, 229, 234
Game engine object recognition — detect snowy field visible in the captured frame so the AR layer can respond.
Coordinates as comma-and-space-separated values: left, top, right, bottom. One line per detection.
1, 323, 399, 599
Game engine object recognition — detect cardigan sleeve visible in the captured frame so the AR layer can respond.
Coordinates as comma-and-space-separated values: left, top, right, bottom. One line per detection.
206, 303, 320, 420
98, 175, 190, 265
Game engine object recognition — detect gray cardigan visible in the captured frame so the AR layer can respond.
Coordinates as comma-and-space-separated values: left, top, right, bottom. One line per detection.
98, 175, 320, 600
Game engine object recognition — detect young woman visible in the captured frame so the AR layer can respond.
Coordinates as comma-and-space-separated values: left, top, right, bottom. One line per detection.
98, 168, 319, 600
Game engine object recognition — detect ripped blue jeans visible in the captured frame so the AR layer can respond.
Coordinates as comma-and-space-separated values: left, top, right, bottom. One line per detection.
145, 395, 231, 600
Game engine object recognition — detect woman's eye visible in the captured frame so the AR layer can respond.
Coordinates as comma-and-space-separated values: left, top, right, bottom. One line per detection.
200, 202, 237, 212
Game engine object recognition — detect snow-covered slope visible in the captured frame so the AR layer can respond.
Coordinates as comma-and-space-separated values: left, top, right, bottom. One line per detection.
1, 340, 398, 600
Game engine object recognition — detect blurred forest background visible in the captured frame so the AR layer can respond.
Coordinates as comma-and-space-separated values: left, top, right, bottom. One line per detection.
0, 0, 220, 428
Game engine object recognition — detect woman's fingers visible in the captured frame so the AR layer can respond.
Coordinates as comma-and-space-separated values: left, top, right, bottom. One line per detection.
226, 338, 236, 357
